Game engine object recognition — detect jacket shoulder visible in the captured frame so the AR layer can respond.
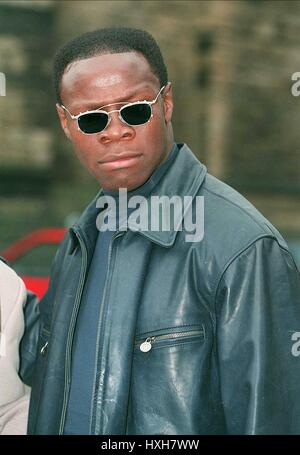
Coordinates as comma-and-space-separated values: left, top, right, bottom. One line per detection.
199, 172, 289, 258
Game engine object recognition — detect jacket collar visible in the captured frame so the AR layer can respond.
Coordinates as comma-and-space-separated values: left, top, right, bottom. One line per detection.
70, 192, 101, 260
130, 143, 207, 247
71, 143, 207, 249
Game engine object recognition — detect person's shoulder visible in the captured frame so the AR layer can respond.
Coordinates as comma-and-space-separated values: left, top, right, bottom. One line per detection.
0, 261, 26, 322
198, 171, 288, 255
177, 144, 281, 241
0, 259, 22, 287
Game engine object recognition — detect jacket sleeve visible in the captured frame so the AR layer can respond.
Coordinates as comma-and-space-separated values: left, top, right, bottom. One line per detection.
215, 236, 300, 434
19, 232, 70, 386
18, 290, 40, 386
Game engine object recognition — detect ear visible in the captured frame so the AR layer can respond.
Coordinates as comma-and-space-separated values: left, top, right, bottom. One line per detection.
162, 82, 173, 124
56, 103, 72, 140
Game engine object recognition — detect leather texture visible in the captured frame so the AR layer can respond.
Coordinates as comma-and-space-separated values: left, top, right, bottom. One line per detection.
20, 143, 300, 435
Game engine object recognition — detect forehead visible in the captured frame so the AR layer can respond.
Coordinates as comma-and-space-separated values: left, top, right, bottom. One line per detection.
60, 52, 160, 108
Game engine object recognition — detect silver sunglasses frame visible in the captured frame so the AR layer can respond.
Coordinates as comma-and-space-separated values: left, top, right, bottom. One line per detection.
60, 85, 166, 135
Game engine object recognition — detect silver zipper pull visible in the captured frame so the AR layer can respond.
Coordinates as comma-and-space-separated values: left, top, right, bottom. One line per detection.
140, 337, 155, 352
40, 341, 48, 356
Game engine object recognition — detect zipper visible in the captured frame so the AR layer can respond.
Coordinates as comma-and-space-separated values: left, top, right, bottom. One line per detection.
137, 328, 204, 353
40, 341, 48, 357
39, 327, 51, 356
58, 229, 88, 435
89, 231, 124, 435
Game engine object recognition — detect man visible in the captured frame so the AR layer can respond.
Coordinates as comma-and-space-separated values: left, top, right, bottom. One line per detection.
20, 27, 300, 435
0, 259, 30, 434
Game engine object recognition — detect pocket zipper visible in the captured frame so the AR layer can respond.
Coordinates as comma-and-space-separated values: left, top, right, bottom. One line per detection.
137, 328, 204, 353
40, 341, 49, 356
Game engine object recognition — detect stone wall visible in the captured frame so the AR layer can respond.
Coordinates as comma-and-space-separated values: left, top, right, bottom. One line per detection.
0, 0, 299, 253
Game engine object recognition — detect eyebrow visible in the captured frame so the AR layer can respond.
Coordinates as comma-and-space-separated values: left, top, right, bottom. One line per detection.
70, 89, 153, 113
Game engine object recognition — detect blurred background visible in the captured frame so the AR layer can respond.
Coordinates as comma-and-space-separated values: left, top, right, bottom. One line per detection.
0, 0, 299, 292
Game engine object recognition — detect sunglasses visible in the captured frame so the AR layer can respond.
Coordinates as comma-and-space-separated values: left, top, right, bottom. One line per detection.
60, 85, 166, 135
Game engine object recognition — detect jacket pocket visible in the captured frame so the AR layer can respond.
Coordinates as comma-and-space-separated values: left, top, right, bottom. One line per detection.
134, 325, 205, 352
128, 323, 209, 434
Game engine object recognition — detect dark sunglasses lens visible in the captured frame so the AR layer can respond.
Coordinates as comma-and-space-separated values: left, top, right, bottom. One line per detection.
121, 103, 151, 125
78, 112, 108, 134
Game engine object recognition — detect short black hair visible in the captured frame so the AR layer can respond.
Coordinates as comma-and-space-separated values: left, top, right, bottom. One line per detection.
53, 27, 168, 104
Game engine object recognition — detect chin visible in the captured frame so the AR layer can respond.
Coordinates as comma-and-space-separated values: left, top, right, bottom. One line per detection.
102, 175, 145, 192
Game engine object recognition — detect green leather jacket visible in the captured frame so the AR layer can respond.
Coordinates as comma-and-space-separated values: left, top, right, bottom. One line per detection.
20, 143, 300, 434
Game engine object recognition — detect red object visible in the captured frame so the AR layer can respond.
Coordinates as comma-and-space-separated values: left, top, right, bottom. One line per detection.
21, 276, 50, 299
1, 228, 67, 298
1, 228, 66, 263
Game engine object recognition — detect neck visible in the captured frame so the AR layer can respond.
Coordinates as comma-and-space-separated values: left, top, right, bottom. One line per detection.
167, 125, 174, 151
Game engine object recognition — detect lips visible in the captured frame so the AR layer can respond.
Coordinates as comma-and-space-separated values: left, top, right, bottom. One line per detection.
98, 153, 142, 164
98, 153, 142, 169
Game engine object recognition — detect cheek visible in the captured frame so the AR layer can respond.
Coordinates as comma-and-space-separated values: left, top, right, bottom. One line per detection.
71, 135, 97, 167
145, 122, 168, 157
142, 118, 166, 147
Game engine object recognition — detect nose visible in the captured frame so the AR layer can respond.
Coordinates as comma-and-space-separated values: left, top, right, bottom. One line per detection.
97, 111, 135, 144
